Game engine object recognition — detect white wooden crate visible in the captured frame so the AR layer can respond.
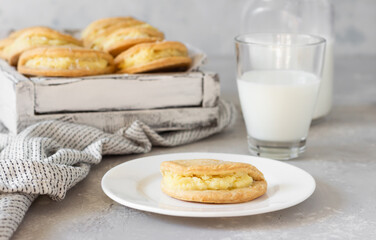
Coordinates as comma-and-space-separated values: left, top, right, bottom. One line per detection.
0, 59, 220, 134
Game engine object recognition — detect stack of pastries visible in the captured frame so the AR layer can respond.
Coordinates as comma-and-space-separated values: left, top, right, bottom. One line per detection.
0, 17, 192, 77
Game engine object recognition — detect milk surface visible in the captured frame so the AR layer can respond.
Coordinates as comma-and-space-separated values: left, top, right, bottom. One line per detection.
238, 70, 320, 142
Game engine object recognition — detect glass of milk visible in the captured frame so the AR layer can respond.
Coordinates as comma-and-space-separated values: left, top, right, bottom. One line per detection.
241, 0, 334, 121
235, 33, 326, 160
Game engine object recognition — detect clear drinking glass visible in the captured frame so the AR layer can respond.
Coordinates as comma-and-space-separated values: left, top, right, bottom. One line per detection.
241, 0, 334, 121
235, 33, 326, 160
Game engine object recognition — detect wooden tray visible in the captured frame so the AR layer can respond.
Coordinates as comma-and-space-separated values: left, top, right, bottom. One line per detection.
0, 59, 220, 134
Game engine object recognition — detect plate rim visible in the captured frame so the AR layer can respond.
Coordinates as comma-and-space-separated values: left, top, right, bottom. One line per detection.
101, 152, 316, 217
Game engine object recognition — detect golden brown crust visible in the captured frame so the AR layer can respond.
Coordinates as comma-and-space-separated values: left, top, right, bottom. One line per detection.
160, 159, 267, 204
103, 27, 164, 56
81, 17, 141, 39
82, 17, 145, 48
17, 47, 114, 77
107, 38, 156, 56
118, 56, 191, 74
114, 41, 191, 74
1, 27, 56, 59
0, 38, 12, 49
5, 27, 82, 66
115, 41, 188, 60
160, 159, 265, 178
8, 26, 53, 39
0, 38, 13, 59
161, 180, 267, 204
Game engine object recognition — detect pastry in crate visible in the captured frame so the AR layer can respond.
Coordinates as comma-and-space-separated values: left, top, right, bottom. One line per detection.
1, 27, 82, 66
82, 17, 146, 50
0, 38, 12, 59
102, 26, 164, 57
17, 47, 114, 77
0, 26, 53, 59
115, 41, 192, 74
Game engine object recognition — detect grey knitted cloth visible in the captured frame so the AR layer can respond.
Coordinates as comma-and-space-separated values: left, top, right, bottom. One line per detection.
0, 100, 234, 239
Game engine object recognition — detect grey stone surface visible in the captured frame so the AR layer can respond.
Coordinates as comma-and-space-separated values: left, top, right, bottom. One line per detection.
11, 55, 376, 240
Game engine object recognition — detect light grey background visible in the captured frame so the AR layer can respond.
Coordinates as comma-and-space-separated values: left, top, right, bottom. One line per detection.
0, 0, 375, 57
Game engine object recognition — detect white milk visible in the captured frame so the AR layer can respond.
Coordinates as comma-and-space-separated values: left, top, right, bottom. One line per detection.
313, 43, 333, 119
237, 70, 320, 142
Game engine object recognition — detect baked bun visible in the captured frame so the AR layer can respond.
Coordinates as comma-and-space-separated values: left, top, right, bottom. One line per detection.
3, 27, 82, 66
82, 17, 145, 50
160, 159, 267, 204
18, 47, 114, 77
114, 41, 191, 74
0, 38, 12, 59
102, 26, 164, 57
8, 26, 53, 39
0, 27, 53, 60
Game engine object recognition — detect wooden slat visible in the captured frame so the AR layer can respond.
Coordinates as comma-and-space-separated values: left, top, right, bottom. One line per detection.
18, 106, 219, 133
203, 72, 220, 107
34, 73, 205, 113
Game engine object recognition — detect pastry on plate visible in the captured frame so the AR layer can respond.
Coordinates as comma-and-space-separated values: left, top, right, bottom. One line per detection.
160, 159, 267, 204
102, 26, 164, 57
114, 41, 192, 74
3, 27, 82, 66
18, 47, 114, 77
82, 17, 145, 49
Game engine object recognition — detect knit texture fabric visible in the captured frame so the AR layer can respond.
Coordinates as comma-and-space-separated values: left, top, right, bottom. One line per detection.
0, 100, 234, 239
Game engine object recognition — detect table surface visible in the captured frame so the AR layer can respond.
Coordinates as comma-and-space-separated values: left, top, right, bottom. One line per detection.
12, 55, 376, 240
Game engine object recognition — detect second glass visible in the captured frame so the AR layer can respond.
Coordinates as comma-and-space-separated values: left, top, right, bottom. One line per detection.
235, 33, 326, 160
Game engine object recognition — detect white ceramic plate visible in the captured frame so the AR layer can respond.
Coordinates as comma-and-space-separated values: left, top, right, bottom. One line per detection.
101, 152, 315, 217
